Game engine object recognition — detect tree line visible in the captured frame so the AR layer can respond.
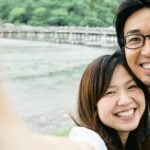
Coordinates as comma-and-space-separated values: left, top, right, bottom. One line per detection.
0, 0, 121, 27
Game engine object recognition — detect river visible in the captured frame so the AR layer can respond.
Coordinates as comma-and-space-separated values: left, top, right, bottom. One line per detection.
0, 38, 115, 134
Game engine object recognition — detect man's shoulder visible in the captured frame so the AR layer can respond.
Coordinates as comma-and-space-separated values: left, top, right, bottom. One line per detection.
142, 136, 150, 150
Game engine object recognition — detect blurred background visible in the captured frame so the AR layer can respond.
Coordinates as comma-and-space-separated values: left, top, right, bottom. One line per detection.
0, 0, 120, 27
0, 0, 121, 135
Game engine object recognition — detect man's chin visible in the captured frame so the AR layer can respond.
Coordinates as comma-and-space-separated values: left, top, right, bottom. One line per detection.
142, 80, 150, 89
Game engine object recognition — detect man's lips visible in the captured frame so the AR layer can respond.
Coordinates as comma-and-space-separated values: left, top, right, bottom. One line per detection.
141, 63, 150, 69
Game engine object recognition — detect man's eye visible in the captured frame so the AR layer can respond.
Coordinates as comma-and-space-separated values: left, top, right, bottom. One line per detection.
129, 37, 141, 43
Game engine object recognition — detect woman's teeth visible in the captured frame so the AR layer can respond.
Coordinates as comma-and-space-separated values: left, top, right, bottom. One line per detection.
117, 109, 134, 117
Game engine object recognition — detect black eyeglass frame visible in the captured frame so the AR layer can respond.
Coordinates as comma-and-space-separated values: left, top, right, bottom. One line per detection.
124, 34, 150, 49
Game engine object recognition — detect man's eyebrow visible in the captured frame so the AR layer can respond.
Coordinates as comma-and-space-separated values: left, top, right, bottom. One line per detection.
126, 29, 140, 35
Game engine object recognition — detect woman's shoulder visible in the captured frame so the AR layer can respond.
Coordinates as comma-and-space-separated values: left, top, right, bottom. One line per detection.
69, 126, 107, 150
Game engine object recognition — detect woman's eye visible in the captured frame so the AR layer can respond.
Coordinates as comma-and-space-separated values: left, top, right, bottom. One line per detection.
104, 91, 115, 95
128, 84, 138, 89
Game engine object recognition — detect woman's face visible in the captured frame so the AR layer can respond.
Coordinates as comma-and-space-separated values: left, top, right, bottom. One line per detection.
97, 64, 145, 143
124, 8, 150, 86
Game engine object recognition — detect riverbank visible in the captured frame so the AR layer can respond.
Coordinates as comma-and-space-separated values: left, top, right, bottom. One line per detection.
0, 26, 117, 47
0, 37, 73, 47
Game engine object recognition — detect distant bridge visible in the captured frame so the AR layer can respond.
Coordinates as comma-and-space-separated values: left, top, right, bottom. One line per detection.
0, 25, 117, 47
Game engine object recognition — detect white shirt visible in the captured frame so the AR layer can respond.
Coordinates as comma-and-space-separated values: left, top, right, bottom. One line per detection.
69, 126, 107, 150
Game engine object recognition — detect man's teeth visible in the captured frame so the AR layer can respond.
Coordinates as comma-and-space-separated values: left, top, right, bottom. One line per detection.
117, 109, 134, 117
142, 63, 150, 69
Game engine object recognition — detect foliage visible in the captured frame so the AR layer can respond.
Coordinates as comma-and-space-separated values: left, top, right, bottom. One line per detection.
8, 7, 27, 24
0, 0, 121, 27
28, 7, 48, 26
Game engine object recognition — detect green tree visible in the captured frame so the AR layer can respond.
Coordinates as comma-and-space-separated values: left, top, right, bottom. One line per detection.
0, 0, 20, 22
47, 9, 68, 26
0, 0, 121, 27
28, 7, 48, 26
8, 7, 27, 24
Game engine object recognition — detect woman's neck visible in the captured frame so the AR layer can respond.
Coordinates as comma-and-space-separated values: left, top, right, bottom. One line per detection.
118, 132, 129, 147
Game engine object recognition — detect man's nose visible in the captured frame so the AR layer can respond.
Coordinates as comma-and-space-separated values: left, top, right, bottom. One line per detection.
141, 37, 150, 56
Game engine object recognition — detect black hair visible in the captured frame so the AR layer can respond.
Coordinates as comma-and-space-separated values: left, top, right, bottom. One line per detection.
115, 0, 150, 50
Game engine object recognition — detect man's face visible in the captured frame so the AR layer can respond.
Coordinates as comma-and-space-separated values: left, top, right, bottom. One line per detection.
124, 8, 150, 86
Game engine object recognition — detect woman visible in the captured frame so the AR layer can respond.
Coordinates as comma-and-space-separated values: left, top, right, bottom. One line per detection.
68, 51, 149, 150
0, 51, 149, 150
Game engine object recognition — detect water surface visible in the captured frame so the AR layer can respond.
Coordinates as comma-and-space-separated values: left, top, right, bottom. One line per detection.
0, 38, 114, 134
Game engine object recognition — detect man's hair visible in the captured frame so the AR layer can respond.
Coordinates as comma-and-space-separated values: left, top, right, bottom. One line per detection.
115, 0, 150, 49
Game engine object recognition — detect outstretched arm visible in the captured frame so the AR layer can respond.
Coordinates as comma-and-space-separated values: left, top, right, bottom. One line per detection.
0, 74, 33, 150
0, 75, 94, 150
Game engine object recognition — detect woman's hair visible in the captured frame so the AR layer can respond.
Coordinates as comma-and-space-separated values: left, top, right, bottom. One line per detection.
115, 0, 150, 50
76, 50, 149, 150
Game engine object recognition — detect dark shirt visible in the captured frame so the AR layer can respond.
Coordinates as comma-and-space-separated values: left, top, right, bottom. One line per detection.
142, 136, 150, 150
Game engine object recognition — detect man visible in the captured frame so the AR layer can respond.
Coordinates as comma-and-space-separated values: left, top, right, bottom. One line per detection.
115, 0, 150, 149
115, 0, 150, 86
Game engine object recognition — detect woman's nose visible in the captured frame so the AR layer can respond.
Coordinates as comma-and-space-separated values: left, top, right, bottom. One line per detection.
117, 94, 132, 106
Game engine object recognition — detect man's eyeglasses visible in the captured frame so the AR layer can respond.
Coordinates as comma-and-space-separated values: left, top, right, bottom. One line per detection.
124, 34, 150, 49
